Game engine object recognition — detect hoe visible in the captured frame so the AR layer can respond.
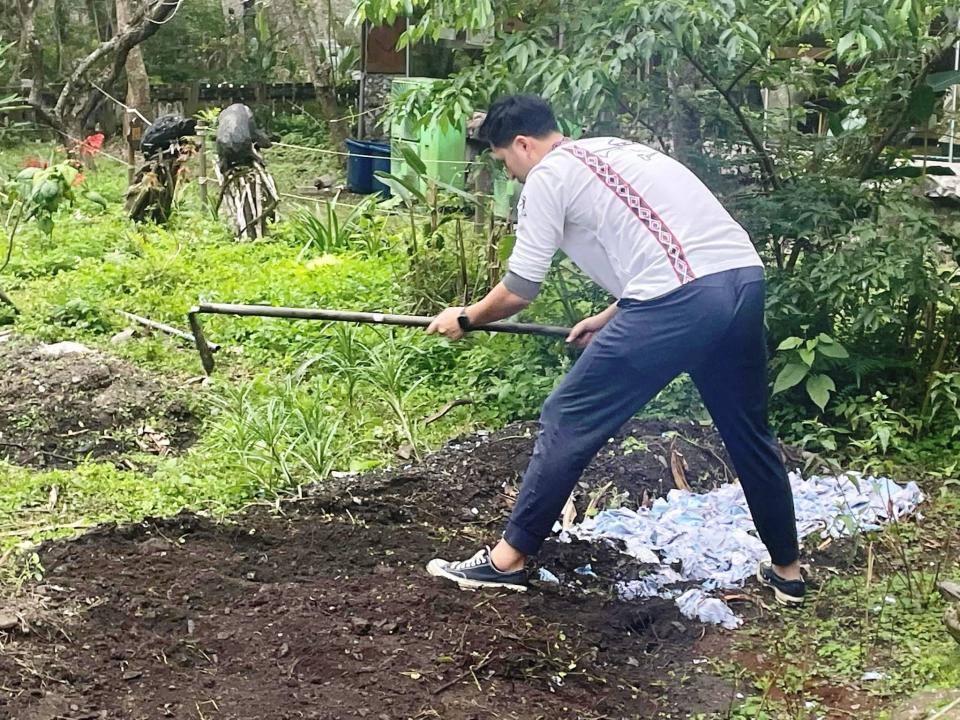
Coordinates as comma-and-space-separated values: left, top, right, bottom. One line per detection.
187, 302, 571, 374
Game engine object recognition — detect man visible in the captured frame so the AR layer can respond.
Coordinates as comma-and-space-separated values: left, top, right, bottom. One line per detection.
424, 95, 805, 606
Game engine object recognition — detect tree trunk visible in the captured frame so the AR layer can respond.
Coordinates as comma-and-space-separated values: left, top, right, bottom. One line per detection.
116, 0, 153, 132
280, 0, 347, 155
667, 68, 702, 168
85, 0, 104, 41
12, 0, 38, 84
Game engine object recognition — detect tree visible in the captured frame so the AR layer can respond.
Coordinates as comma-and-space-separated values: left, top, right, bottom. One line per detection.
354, 0, 960, 421
358, 0, 959, 186
115, 0, 152, 135
23, 0, 182, 136
275, 0, 348, 148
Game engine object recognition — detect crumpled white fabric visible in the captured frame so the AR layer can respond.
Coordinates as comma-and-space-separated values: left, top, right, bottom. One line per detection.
560, 472, 924, 626
676, 588, 743, 630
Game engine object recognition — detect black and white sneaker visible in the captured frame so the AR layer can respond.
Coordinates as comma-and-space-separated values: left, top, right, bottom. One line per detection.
426, 547, 528, 592
756, 561, 806, 606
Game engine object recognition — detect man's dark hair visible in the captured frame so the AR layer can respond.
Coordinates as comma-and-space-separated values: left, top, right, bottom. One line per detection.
478, 95, 558, 148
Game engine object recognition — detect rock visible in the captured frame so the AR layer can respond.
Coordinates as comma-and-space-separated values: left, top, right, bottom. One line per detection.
890, 689, 960, 720
938, 580, 960, 602
137, 537, 169, 554
38, 341, 93, 357
945, 604, 960, 645
313, 174, 336, 189
0, 611, 19, 630
110, 328, 137, 344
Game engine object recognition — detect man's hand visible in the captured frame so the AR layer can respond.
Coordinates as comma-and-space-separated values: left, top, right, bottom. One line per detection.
426, 306, 466, 341
566, 312, 610, 349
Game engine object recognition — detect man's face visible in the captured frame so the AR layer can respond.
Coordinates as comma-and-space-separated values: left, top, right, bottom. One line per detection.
491, 136, 537, 182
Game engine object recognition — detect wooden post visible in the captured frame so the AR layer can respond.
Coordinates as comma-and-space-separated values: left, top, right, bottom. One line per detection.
196, 122, 209, 209
186, 81, 200, 117
125, 110, 142, 186
358, 20, 368, 138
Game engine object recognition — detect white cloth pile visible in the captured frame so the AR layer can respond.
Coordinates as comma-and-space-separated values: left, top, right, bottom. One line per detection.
559, 472, 924, 629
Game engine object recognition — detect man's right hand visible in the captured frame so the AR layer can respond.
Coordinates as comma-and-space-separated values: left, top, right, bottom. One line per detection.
566, 312, 610, 349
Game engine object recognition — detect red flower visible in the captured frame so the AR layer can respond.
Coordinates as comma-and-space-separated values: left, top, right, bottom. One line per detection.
72, 173, 86, 186
79, 133, 105, 157
23, 157, 48, 169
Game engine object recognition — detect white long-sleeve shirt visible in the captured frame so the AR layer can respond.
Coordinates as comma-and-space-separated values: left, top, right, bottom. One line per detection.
506, 137, 762, 301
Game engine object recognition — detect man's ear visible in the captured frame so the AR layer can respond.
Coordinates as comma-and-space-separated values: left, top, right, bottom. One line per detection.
514, 135, 531, 153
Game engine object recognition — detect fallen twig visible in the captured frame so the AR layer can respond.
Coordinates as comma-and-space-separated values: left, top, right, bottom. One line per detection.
929, 698, 960, 720
423, 398, 474, 426
433, 651, 494, 695
118, 309, 221, 351
0, 520, 93, 538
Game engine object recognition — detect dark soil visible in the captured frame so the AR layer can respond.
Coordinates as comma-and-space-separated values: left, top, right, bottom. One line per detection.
0, 419, 752, 720
0, 337, 197, 469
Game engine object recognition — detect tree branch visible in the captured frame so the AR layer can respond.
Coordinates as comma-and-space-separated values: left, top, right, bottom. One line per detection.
25, 99, 65, 135
678, 43, 781, 191
723, 17, 792, 95
50, 0, 181, 126
613, 94, 671, 153
857, 31, 959, 181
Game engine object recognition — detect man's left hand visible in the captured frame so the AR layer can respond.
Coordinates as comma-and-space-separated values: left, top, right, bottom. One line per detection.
426, 306, 466, 341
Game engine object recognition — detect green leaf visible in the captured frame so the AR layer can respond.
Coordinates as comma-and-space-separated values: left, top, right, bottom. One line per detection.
928, 70, 960, 94
827, 111, 845, 137
773, 363, 809, 394
836, 31, 857, 57
805, 373, 836, 410
398, 143, 427, 176
817, 342, 849, 358
907, 85, 936, 124
777, 336, 803, 350
432, 177, 481, 206
876, 426, 891, 454
36, 215, 54, 236
374, 170, 426, 204
798, 348, 816, 366
59, 164, 78, 187
498, 234, 516, 264
83, 191, 108, 210
862, 25, 884, 50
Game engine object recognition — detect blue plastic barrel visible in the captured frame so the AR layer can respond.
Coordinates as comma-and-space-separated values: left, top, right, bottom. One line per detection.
345, 139, 391, 197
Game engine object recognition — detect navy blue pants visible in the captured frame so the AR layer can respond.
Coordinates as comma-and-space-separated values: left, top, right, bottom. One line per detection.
503, 266, 800, 567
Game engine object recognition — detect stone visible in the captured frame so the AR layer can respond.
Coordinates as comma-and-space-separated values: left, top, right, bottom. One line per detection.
945, 604, 960, 645
110, 328, 137, 344
0, 611, 19, 630
890, 689, 960, 720
38, 341, 92, 357
938, 580, 960, 602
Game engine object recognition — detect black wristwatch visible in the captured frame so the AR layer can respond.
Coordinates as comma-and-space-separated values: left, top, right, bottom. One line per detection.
457, 308, 472, 331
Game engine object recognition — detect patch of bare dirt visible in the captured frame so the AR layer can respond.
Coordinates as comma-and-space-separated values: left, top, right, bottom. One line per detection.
0, 337, 196, 469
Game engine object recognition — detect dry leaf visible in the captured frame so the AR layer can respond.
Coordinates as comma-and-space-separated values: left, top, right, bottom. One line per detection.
561, 495, 577, 530
669, 447, 690, 491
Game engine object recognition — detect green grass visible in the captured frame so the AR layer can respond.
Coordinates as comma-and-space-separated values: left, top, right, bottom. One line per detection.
711, 489, 960, 719
0, 141, 565, 580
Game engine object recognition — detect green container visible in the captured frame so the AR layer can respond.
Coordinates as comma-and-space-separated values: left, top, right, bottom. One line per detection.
389, 77, 467, 191
493, 169, 521, 220
491, 119, 582, 218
